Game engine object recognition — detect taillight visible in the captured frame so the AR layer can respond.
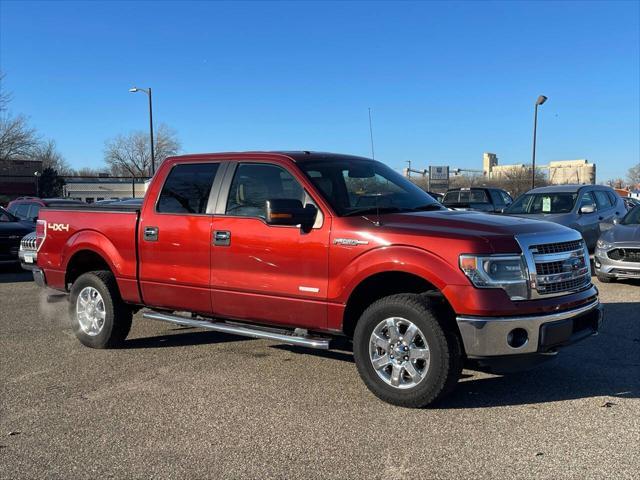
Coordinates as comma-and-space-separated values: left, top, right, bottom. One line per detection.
36, 219, 46, 250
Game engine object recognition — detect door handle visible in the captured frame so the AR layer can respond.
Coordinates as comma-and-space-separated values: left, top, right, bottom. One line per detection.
144, 226, 159, 242
213, 230, 231, 246
598, 216, 604, 221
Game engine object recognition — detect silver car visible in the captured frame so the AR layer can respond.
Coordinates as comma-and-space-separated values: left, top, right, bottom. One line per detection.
594, 206, 640, 282
504, 184, 626, 251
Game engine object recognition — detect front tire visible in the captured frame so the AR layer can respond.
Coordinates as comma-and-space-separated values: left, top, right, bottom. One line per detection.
353, 294, 462, 408
69, 271, 132, 348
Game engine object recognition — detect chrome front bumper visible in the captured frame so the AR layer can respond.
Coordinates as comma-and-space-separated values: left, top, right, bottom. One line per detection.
456, 299, 602, 357
594, 248, 640, 279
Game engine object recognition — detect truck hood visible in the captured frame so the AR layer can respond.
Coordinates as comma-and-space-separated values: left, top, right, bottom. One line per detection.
600, 224, 640, 244
376, 210, 571, 253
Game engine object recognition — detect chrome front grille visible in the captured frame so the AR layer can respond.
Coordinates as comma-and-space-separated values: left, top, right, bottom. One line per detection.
533, 240, 584, 255
608, 248, 640, 263
516, 232, 592, 299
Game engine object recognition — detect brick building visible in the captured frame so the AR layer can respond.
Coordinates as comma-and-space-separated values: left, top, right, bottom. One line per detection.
0, 158, 43, 203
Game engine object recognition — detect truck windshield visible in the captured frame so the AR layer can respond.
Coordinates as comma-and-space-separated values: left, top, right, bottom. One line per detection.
506, 193, 577, 214
299, 159, 443, 216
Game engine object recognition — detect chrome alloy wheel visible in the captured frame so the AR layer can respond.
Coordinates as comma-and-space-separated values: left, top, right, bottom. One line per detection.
76, 286, 106, 336
369, 317, 430, 389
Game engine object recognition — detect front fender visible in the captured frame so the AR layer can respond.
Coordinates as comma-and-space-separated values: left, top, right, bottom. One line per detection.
331, 245, 468, 305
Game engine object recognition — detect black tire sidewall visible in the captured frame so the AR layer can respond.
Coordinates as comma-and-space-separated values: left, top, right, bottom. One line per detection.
353, 295, 454, 407
69, 272, 117, 348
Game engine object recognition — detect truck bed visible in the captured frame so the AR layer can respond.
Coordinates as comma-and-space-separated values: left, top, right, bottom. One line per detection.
38, 207, 141, 303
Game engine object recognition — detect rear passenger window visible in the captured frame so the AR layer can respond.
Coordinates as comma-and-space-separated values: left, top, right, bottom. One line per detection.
594, 191, 612, 210
226, 163, 304, 219
157, 163, 219, 214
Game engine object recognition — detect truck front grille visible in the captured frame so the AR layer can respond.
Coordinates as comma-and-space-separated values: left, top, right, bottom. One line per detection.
529, 240, 591, 297
607, 248, 640, 263
20, 232, 37, 251
533, 240, 584, 255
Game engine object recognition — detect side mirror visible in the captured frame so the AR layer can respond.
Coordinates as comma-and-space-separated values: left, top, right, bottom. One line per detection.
265, 199, 317, 231
579, 205, 596, 214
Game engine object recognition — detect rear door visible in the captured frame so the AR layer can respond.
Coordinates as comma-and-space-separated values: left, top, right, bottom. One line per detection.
138, 161, 224, 314
209, 161, 330, 329
593, 190, 615, 223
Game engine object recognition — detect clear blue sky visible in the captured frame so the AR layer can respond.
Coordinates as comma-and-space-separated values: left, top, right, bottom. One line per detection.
1, 0, 639, 181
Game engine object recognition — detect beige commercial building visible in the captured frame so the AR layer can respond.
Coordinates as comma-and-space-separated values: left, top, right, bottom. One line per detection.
63, 178, 148, 203
548, 159, 596, 184
482, 153, 596, 185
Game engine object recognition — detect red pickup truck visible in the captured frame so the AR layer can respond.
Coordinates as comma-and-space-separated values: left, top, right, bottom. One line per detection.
29, 152, 602, 407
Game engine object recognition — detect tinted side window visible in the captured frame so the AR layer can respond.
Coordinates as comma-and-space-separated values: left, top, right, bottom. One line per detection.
579, 192, 596, 210
594, 191, 612, 210
226, 163, 304, 219
27, 204, 41, 219
490, 190, 505, 207
500, 191, 513, 204
157, 163, 219, 214
14, 204, 30, 219
442, 191, 459, 203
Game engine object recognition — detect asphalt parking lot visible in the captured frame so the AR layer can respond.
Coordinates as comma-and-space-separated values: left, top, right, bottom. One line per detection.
0, 269, 638, 480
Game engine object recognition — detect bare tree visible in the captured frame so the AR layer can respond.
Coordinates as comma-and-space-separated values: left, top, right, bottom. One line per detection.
104, 124, 180, 177
0, 71, 11, 113
0, 114, 39, 160
31, 139, 73, 175
627, 163, 640, 187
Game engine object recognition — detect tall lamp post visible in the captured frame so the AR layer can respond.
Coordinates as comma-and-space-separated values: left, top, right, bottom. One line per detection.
531, 94, 548, 189
129, 87, 155, 176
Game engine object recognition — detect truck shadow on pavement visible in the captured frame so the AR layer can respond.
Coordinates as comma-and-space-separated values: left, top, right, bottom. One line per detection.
276, 301, 640, 408
121, 328, 249, 349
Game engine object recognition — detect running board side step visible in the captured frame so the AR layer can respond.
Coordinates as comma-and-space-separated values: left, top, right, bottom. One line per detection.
142, 311, 331, 350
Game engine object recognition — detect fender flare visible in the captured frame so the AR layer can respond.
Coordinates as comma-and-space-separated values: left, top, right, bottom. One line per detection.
334, 245, 467, 305
61, 229, 129, 280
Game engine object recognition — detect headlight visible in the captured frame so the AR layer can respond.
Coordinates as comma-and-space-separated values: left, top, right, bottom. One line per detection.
596, 239, 613, 250
459, 254, 529, 300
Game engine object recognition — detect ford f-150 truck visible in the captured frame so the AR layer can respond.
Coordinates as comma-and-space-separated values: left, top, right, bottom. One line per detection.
29, 152, 602, 407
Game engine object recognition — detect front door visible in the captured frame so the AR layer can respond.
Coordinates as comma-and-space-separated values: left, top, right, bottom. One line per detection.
138, 162, 221, 314
210, 161, 330, 329
576, 191, 599, 250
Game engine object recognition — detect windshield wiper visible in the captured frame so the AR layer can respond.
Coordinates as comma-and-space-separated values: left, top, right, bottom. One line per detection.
344, 206, 405, 217
407, 204, 445, 212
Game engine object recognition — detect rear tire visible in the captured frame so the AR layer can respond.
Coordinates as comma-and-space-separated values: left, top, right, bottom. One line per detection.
353, 293, 462, 408
69, 271, 132, 348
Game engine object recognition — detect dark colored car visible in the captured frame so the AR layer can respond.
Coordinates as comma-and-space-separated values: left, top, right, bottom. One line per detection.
0, 207, 33, 266
504, 184, 626, 251
442, 187, 513, 212
623, 196, 640, 211
427, 191, 444, 203
6, 197, 85, 227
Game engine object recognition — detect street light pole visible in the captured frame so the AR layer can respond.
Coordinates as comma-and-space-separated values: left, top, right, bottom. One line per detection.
531, 95, 548, 189
129, 87, 156, 176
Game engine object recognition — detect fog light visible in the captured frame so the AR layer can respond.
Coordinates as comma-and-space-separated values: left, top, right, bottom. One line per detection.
507, 328, 528, 348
